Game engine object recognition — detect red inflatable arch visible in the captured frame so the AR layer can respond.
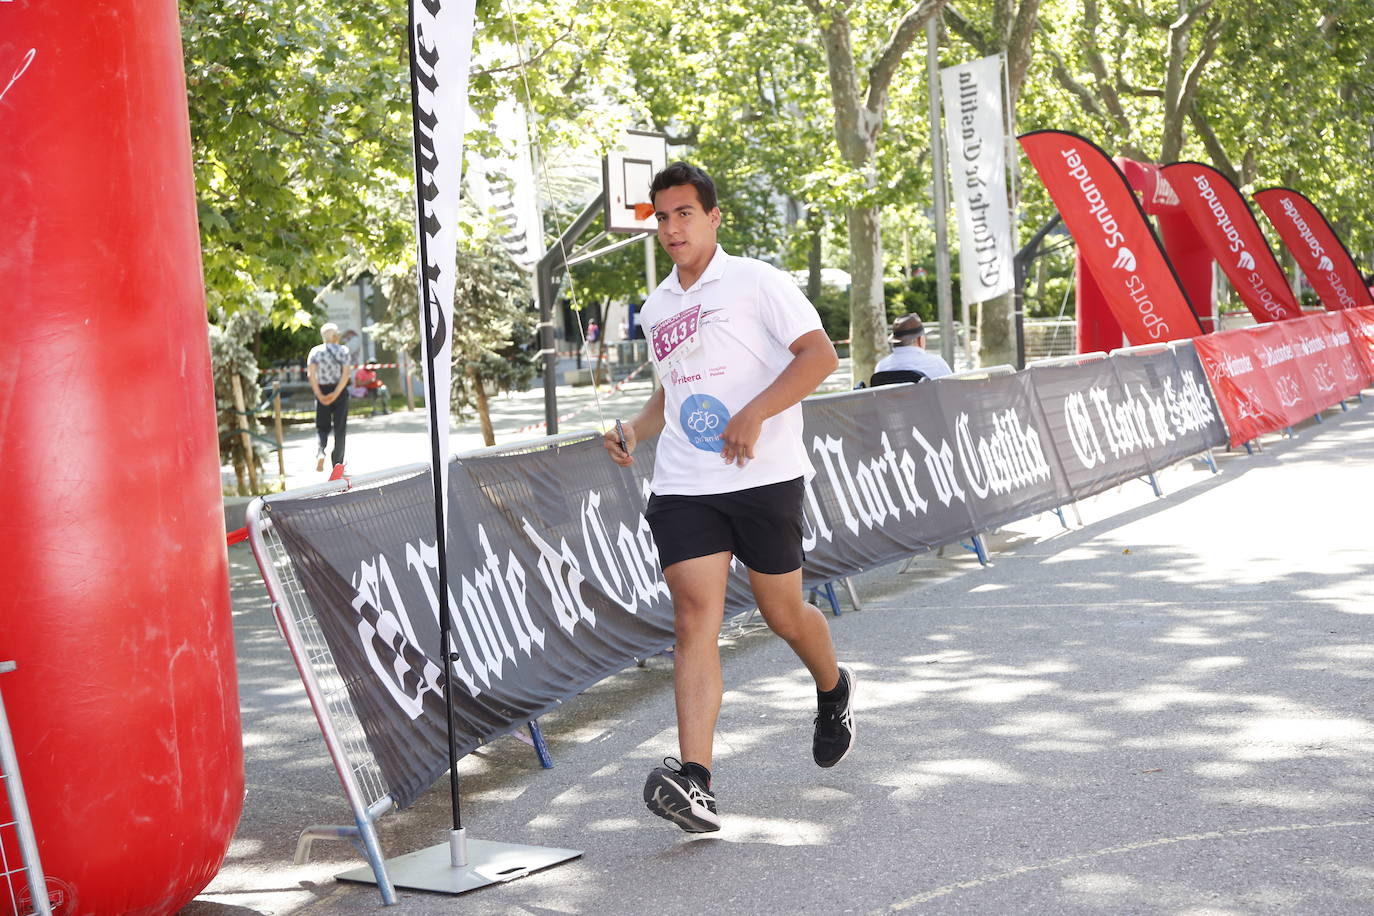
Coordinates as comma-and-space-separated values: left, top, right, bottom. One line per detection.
1076, 157, 1215, 354
1, 1, 243, 913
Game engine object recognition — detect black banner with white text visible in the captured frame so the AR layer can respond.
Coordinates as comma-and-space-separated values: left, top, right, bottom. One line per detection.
267, 347, 1227, 808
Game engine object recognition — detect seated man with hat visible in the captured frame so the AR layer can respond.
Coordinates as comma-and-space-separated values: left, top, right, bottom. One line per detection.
874, 314, 953, 379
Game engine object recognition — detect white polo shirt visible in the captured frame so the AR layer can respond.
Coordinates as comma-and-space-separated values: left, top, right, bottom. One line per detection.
640, 245, 824, 496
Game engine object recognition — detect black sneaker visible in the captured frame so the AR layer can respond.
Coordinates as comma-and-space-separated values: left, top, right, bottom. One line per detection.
813, 664, 857, 768
643, 757, 720, 833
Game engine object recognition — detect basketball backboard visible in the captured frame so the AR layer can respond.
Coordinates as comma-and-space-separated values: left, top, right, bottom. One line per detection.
603, 130, 668, 234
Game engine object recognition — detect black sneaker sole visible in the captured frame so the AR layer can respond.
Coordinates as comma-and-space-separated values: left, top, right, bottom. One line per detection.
643, 770, 721, 833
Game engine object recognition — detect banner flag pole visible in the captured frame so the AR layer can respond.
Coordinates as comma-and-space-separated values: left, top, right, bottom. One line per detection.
925, 15, 957, 368
337, 0, 582, 896
406, 0, 471, 861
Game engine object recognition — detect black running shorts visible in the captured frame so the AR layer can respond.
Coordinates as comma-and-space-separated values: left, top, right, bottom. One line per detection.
645, 477, 805, 575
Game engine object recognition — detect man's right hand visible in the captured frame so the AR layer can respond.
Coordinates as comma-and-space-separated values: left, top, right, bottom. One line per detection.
603, 421, 636, 467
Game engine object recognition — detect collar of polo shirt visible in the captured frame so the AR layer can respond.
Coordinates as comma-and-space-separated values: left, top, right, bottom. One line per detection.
666, 245, 729, 294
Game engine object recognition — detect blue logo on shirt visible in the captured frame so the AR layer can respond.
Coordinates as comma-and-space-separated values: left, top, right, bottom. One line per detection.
679, 394, 731, 452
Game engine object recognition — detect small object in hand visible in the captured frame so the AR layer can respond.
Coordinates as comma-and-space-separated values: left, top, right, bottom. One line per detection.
615, 419, 627, 454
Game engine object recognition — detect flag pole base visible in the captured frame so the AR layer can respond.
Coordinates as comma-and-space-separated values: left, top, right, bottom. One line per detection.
336, 837, 581, 897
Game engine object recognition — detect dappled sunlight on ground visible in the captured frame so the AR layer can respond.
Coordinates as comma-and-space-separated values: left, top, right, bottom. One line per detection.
191, 405, 1374, 914
710, 813, 832, 846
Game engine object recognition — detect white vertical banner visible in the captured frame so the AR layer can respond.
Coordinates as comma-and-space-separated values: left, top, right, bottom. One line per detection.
466, 97, 543, 272
941, 54, 1015, 306
408, 0, 476, 528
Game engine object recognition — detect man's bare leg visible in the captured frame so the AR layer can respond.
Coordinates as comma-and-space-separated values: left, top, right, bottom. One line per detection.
751, 566, 855, 767
663, 550, 732, 769
749, 566, 840, 691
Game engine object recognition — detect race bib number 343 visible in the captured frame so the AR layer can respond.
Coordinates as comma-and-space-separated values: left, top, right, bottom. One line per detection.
651, 305, 702, 367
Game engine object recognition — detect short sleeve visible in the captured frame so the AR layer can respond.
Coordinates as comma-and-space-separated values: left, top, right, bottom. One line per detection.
755, 265, 824, 350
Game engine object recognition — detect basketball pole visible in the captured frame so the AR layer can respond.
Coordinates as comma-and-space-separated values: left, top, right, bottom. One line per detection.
644, 235, 660, 390
536, 192, 608, 434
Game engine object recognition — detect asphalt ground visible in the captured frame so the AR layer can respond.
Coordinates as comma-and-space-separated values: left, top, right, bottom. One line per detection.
191, 391, 1374, 915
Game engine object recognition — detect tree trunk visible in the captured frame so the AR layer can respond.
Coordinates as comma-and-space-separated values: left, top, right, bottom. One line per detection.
231, 446, 248, 498
847, 204, 887, 382
470, 366, 496, 447
805, 0, 942, 383
979, 291, 1014, 367
1161, 16, 1189, 161
807, 207, 824, 303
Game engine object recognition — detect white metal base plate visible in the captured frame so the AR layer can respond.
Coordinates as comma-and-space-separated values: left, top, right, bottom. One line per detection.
336, 838, 581, 895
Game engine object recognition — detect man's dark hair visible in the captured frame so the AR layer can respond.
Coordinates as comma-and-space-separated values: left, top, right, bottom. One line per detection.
649, 161, 718, 212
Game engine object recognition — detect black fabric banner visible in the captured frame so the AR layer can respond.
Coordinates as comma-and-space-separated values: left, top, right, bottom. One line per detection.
1025, 357, 1141, 500
799, 382, 976, 581
932, 372, 1073, 530
266, 351, 1226, 808
1163, 342, 1230, 458
1025, 345, 1226, 505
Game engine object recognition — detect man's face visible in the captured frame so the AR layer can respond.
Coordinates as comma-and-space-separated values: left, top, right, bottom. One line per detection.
323, 329, 341, 344
654, 183, 721, 271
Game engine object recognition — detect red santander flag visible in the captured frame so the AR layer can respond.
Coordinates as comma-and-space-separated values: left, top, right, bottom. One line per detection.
1163, 162, 1302, 323
1020, 131, 1203, 344
1253, 188, 1374, 310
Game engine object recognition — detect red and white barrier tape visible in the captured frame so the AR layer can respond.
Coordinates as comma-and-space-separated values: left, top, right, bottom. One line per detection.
263, 363, 399, 374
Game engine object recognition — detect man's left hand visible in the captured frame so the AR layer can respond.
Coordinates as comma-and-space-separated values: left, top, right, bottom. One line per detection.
720, 406, 762, 466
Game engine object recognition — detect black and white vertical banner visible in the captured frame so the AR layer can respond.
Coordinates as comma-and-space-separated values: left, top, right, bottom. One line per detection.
266, 349, 1227, 809
941, 53, 1015, 307
408, 0, 476, 521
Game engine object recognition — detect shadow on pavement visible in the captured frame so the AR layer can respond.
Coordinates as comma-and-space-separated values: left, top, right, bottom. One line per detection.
190, 402, 1374, 915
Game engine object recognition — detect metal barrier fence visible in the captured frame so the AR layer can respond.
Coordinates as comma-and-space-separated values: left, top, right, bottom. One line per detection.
1022, 318, 1079, 362
916, 319, 1079, 368
920, 322, 977, 371
0, 662, 51, 916
248, 470, 413, 903
246, 433, 591, 905
246, 349, 1238, 902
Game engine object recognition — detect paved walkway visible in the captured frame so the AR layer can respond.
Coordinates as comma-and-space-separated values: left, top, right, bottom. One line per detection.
192, 396, 1374, 915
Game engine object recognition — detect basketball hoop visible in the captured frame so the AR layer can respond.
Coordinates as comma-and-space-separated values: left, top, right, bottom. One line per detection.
603, 130, 668, 234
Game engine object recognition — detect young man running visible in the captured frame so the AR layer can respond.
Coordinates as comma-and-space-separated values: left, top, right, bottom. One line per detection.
602, 162, 856, 833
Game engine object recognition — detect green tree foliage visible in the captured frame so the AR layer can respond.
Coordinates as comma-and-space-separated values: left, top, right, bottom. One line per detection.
1021, 0, 1374, 260
369, 230, 538, 443
182, 1, 413, 320
184, 0, 1374, 385
181, 0, 666, 317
